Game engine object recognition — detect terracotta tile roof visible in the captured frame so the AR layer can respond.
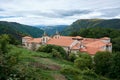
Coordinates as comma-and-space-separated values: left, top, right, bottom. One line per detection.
47, 38, 74, 47
86, 47, 100, 55
27, 38, 41, 43
83, 38, 98, 44
85, 40, 107, 48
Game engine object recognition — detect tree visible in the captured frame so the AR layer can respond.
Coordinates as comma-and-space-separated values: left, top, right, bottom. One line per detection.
37, 45, 67, 59
0, 34, 10, 54
94, 51, 112, 76
0, 34, 40, 80
109, 52, 120, 79
112, 37, 120, 51
51, 49, 62, 58
69, 53, 77, 62
74, 53, 92, 70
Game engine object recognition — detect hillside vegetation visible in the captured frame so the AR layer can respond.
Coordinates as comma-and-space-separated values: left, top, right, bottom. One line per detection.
0, 34, 113, 80
63, 19, 120, 35
0, 21, 44, 40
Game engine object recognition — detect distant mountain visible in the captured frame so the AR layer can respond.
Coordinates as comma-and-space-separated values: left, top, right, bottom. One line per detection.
0, 21, 44, 40
35, 25, 68, 35
63, 19, 120, 35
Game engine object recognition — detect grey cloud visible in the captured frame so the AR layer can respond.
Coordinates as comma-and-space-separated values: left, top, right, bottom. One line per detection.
31, 9, 92, 18
7, 9, 91, 18
99, 7, 120, 17
54, 9, 91, 16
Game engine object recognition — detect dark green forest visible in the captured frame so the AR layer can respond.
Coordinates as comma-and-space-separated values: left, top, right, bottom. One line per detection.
63, 19, 120, 35
0, 21, 44, 41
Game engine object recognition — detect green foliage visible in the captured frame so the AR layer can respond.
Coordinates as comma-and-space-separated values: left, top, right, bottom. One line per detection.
60, 66, 108, 80
74, 58, 87, 70
60, 66, 81, 75
109, 52, 120, 79
0, 21, 44, 42
68, 53, 77, 62
37, 45, 67, 58
74, 53, 92, 70
0, 34, 10, 53
112, 37, 120, 51
94, 51, 112, 76
70, 27, 120, 38
51, 49, 62, 58
0, 34, 21, 79
64, 19, 120, 35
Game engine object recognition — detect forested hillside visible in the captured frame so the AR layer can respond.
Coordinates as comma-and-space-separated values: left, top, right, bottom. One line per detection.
63, 19, 120, 35
0, 21, 44, 41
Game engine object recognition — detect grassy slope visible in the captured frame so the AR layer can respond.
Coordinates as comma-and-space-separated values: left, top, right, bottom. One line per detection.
10, 46, 73, 80
10, 46, 109, 80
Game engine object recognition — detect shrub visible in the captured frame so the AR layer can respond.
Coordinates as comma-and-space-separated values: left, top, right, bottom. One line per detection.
51, 49, 62, 58
69, 53, 77, 62
94, 51, 112, 76
60, 66, 81, 75
37, 45, 67, 58
74, 53, 92, 70
109, 52, 120, 79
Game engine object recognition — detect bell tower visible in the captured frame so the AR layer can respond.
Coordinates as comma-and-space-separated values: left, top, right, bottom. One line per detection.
54, 30, 60, 39
41, 31, 50, 44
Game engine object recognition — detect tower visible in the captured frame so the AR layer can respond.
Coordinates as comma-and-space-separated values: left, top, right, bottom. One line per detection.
41, 31, 50, 44
54, 30, 60, 39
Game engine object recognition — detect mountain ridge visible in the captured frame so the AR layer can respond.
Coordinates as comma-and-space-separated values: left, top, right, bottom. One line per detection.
0, 21, 44, 41
63, 19, 120, 35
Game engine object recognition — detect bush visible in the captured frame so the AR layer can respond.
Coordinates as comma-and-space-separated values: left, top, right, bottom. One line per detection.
51, 49, 62, 58
109, 52, 120, 79
94, 51, 111, 76
37, 45, 67, 58
60, 66, 81, 75
74, 53, 92, 70
0, 34, 10, 54
82, 69, 98, 78
69, 53, 77, 62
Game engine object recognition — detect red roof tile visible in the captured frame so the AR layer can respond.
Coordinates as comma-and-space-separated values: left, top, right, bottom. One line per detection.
85, 40, 107, 48
47, 38, 74, 47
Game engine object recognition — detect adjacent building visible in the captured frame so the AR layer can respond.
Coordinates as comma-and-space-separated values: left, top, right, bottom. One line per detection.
22, 32, 112, 56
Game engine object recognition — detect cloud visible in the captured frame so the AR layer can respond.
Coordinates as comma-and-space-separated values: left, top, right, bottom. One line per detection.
0, 0, 120, 25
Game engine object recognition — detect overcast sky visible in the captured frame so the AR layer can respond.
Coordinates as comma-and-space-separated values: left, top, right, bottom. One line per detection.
0, 0, 120, 25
